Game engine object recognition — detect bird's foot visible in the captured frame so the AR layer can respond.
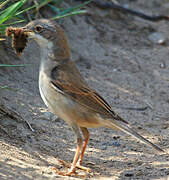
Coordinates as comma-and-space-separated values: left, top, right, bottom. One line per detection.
65, 166, 76, 176
76, 160, 92, 172
52, 159, 92, 176
52, 166, 76, 176
58, 159, 91, 172
52, 166, 86, 177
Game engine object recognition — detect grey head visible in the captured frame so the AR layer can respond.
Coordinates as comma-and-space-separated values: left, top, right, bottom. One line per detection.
24, 19, 70, 60
24, 19, 58, 45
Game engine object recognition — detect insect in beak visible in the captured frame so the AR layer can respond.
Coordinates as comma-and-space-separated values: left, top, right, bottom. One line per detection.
6, 27, 34, 57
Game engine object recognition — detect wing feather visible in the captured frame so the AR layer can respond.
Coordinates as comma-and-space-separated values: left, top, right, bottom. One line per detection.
51, 80, 128, 124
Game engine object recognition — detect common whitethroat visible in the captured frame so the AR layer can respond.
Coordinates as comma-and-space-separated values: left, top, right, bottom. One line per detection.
6, 19, 164, 176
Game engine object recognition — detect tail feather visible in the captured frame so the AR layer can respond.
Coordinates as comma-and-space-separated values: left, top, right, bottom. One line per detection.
108, 120, 164, 152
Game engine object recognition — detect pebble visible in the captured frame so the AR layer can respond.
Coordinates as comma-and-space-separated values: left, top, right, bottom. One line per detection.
159, 62, 166, 68
101, 141, 120, 150
101, 145, 107, 150
27, 135, 33, 143
113, 141, 120, 147
44, 112, 58, 121
124, 173, 134, 177
136, 171, 143, 176
148, 32, 166, 44
44, 112, 53, 120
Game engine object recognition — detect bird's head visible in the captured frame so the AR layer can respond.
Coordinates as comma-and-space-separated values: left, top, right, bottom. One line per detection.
6, 19, 70, 59
24, 19, 58, 46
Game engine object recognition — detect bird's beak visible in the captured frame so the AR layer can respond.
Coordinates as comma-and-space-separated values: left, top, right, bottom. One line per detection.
22, 28, 35, 38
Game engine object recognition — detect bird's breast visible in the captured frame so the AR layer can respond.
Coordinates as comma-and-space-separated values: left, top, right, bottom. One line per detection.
39, 70, 78, 124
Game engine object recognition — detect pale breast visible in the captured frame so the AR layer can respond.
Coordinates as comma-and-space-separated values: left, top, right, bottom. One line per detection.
39, 71, 78, 124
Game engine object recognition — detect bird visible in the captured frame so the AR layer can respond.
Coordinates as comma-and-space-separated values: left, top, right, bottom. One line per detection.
7, 19, 164, 176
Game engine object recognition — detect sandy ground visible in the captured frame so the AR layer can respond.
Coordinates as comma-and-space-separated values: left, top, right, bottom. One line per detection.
0, 0, 169, 179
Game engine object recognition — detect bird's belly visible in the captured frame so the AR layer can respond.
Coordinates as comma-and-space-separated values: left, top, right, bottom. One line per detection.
39, 74, 103, 128
39, 74, 74, 122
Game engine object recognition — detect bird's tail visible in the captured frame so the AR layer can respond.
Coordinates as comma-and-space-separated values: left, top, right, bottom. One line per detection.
106, 119, 164, 152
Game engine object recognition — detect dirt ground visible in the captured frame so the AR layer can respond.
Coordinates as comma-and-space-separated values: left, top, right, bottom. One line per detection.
0, 0, 169, 179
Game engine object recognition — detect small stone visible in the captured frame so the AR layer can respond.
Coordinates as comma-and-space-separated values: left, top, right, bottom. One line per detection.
113, 141, 120, 147
148, 32, 166, 44
101, 141, 120, 149
27, 135, 33, 143
44, 112, 53, 120
113, 136, 120, 140
159, 62, 166, 68
101, 145, 107, 150
124, 173, 134, 177
113, 68, 118, 72
51, 115, 59, 122
136, 171, 143, 176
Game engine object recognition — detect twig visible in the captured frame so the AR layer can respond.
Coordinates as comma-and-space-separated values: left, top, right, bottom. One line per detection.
78, 0, 169, 22
25, 120, 35, 132
0, 124, 8, 135
0, 103, 22, 122
26, 11, 32, 21
144, 100, 154, 110
33, 0, 41, 19
0, 103, 34, 132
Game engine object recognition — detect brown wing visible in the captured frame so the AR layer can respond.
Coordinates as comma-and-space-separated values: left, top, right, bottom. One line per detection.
51, 80, 128, 124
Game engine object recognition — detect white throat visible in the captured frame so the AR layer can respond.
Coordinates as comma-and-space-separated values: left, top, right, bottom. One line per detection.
33, 35, 55, 77
32, 34, 51, 47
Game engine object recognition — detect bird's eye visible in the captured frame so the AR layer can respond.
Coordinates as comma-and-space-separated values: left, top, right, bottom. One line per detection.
35, 25, 43, 32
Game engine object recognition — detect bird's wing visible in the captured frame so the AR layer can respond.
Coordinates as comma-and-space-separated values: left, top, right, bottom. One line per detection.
51, 80, 165, 152
51, 79, 128, 124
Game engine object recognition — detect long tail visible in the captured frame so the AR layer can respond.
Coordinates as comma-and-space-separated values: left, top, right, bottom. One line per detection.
107, 119, 164, 152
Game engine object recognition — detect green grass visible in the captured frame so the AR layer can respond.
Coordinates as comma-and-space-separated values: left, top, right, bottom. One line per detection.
0, 64, 31, 67
0, 0, 92, 35
0, 0, 92, 89
0, 0, 92, 62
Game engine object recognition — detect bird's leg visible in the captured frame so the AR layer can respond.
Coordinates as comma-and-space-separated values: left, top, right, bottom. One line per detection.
65, 124, 83, 176
78, 127, 90, 165
76, 127, 91, 173
55, 126, 91, 176
65, 137, 83, 175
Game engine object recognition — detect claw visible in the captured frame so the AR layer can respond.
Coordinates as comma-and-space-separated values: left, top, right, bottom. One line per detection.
52, 166, 86, 177
65, 166, 76, 176
52, 159, 92, 176
77, 164, 92, 173
58, 159, 92, 172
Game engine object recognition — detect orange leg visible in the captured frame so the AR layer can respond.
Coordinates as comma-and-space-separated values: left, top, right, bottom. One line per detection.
54, 125, 91, 176
78, 127, 90, 165
65, 137, 83, 176
64, 124, 83, 176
